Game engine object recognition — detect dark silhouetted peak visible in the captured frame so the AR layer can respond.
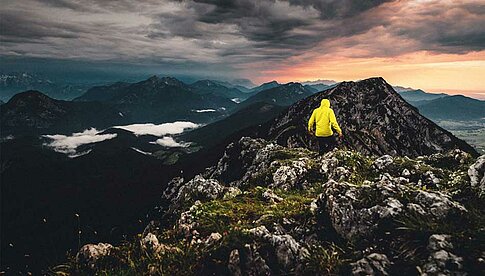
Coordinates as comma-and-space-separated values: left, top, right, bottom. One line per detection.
1, 90, 128, 134
140, 76, 185, 88
146, 75, 159, 82
8, 90, 55, 104
260, 77, 477, 157
6, 90, 64, 112
189, 79, 245, 99
240, 82, 313, 108
251, 80, 281, 93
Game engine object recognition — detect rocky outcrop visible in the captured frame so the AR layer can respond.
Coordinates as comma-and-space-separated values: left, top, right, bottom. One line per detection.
350, 253, 392, 275
247, 225, 309, 271
317, 177, 467, 242
76, 243, 118, 270
421, 235, 466, 275
468, 155, 485, 197
69, 137, 484, 275
164, 175, 241, 214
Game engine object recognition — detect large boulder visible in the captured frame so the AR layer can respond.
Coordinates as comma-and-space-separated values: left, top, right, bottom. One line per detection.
421, 234, 466, 276
165, 175, 241, 214
350, 253, 391, 275
247, 225, 309, 271
468, 155, 485, 197
76, 243, 118, 270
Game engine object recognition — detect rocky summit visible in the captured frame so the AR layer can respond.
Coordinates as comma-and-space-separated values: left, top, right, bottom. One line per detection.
58, 136, 484, 275
261, 78, 477, 157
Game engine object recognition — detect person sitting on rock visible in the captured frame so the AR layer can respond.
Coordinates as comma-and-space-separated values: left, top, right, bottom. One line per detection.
308, 98, 343, 154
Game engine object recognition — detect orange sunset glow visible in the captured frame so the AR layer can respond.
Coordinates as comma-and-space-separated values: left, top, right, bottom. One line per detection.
259, 50, 485, 99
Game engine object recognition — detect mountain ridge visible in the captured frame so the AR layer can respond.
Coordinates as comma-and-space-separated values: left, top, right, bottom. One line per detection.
258, 77, 477, 157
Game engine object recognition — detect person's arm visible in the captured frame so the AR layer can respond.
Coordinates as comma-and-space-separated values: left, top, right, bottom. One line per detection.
308, 110, 316, 133
329, 109, 342, 136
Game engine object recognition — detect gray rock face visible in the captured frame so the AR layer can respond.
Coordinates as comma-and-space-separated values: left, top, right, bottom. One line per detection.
350, 253, 391, 276
247, 226, 308, 272
373, 155, 394, 170
244, 243, 272, 276
422, 234, 466, 276
141, 233, 160, 254
165, 175, 240, 213
175, 175, 225, 202
207, 137, 317, 190
468, 155, 485, 196
228, 249, 242, 276
318, 177, 467, 241
271, 158, 310, 190
76, 243, 115, 270
209, 137, 279, 186
261, 78, 477, 157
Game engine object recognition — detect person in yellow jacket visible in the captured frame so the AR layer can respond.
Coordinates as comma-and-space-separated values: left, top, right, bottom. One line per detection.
308, 99, 343, 154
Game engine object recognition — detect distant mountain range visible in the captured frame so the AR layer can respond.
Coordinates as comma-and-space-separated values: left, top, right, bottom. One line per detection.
238, 82, 314, 109
249, 80, 280, 93
417, 95, 485, 121
397, 89, 447, 104
75, 76, 236, 123
189, 79, 253, 100
0, 72, 92, 101
395, 88, 485, 121
1, 90, 128, 135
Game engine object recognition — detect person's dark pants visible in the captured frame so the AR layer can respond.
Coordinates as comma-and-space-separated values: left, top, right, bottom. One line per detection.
316, 135, 337, 154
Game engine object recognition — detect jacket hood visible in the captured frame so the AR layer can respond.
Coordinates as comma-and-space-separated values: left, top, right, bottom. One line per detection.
320, 99, 330, 108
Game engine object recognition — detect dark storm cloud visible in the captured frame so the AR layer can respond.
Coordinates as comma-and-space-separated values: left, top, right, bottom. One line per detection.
385, 1, 485, 54
1, 0, 484, 71
0, 12, 81, 40
286, 0, 394, 19
185, 0, 392, 47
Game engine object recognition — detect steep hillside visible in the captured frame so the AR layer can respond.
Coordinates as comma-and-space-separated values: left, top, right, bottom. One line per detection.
0, 90, 128, 135
74, 81, 131, 102
260, 78, 477, 157
182, 102, 285, 149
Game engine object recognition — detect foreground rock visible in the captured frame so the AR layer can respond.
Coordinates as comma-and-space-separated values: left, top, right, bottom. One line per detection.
65, 137, 484, 275
76, 243, 118, 270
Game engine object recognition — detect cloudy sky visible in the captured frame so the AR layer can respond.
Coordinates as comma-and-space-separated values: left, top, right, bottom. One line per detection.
1, 0, 484, 96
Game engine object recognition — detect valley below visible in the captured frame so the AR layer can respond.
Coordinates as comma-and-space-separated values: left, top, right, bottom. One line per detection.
434, 120, 485, 154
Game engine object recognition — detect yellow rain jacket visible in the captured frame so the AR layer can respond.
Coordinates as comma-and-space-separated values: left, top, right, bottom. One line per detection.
308, 99, 342, 137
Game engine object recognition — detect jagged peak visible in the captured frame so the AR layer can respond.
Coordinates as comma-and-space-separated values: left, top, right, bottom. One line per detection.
140, 75, 185, 87
262, 80, 279, 85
